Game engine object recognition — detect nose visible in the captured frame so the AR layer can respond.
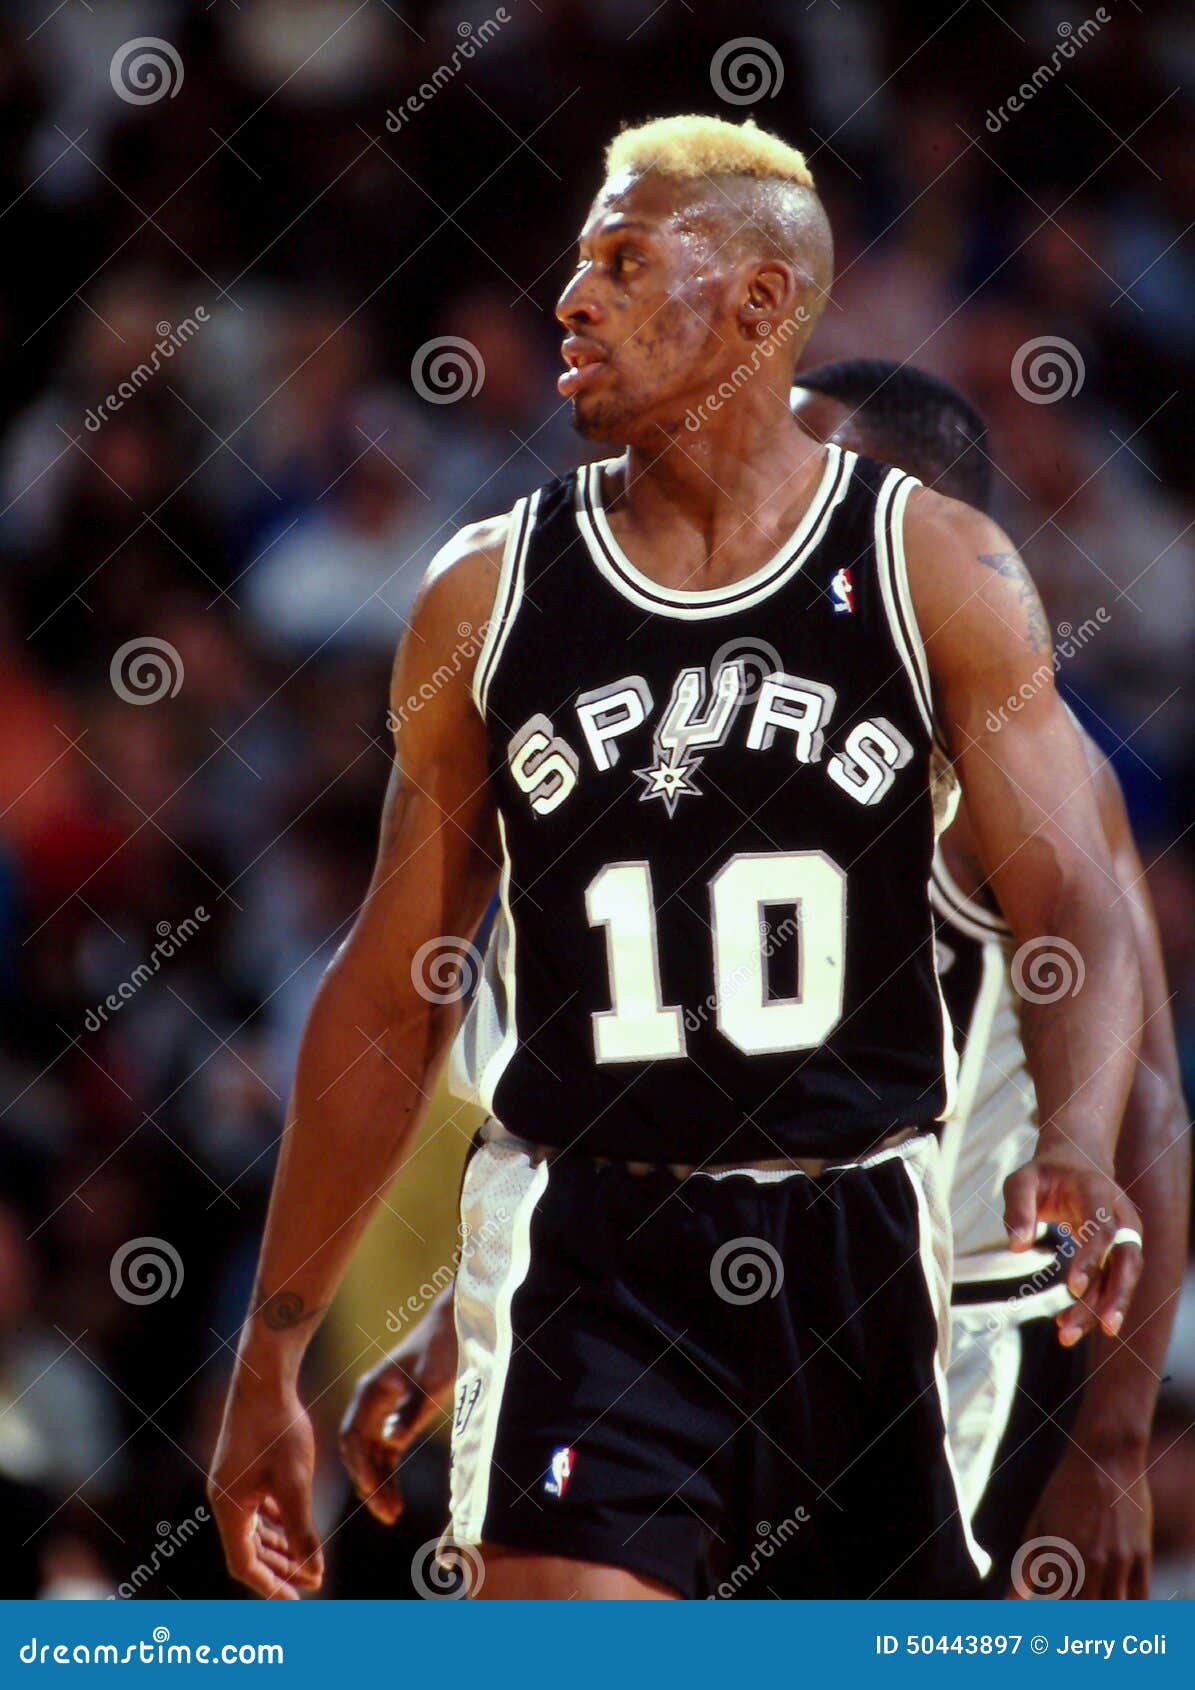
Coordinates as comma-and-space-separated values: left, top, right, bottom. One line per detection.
555, 267, 604, 332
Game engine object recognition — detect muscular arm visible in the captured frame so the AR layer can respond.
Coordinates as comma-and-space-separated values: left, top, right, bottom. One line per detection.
1054, 750, 1190, 1578
208, 516, 506, 1597
942, 745, 1189, 1595
907, 490, 1143, 1339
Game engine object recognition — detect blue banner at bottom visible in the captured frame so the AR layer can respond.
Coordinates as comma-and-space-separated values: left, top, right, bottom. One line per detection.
1, 1600, 1192, 1687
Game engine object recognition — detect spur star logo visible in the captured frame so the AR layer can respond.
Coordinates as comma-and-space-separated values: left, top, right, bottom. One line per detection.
634, 747, 705, 814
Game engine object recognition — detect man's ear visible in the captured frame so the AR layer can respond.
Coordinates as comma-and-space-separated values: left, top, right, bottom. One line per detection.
739, 260, 800, 340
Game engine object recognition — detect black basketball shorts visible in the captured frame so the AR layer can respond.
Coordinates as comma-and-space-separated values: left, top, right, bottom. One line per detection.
446, 1119, 989, 1598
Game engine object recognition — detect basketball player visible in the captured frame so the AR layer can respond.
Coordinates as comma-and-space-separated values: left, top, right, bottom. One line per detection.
791, 362, 1189, 1597
209, 117, 1144, 1601
339, 364, 1187, 1599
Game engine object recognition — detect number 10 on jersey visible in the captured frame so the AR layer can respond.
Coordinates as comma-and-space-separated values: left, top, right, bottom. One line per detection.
585, 851, 846, 1061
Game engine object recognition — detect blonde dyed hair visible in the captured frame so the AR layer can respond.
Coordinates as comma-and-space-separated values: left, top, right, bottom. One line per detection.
604, 115, 814, 190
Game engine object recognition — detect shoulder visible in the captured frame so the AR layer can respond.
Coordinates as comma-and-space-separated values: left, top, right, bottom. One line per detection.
391, 509, 516, 724
901, 485, 1052, 670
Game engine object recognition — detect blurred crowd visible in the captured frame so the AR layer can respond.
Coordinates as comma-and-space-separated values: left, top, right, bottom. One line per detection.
0, 0, 1192, 1600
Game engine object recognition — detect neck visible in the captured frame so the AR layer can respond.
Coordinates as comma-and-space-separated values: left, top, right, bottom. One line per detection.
617, 387, 822, 533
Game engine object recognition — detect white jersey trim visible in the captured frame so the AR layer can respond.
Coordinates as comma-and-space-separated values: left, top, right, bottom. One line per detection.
478, 811, 519, 1116
874, 468, 936, 740
901, 1142, 993, 1581
937, 938, 1005, 1195
449, 1141, 550, 1542
930, 846, 1011, 943
472, 491, 538, 718
576, 444, 855, 620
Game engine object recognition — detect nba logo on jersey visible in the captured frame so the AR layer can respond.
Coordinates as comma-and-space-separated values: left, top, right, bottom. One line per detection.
543, 1446, 575, 1498
830, 566, 854, 614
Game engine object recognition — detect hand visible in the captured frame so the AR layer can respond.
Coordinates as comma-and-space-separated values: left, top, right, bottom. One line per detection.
1004, 1154, 1143, 1347
1011, 1447, 1152, 1600
208, 1383, 324, 1599
339, 1305, 457, 1524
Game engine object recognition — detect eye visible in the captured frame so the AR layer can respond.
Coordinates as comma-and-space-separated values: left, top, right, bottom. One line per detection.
612, 248, 643, 279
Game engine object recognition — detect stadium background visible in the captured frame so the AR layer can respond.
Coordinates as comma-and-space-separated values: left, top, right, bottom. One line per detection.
0, 0, 1192, 1599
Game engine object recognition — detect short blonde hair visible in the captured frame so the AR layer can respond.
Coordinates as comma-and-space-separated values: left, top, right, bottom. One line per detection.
604, 115, 814, 190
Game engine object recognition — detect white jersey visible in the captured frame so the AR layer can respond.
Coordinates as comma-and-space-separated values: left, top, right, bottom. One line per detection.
930, 847, 1058, 1297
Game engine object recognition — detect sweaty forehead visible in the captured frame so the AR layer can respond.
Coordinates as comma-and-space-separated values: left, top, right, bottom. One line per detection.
582, 169, 740, 245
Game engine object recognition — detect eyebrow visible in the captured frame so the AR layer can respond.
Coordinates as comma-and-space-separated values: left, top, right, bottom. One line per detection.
578, 218, 657, 245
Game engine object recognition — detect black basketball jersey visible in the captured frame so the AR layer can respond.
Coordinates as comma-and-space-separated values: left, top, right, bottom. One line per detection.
447, 443, 958, 1162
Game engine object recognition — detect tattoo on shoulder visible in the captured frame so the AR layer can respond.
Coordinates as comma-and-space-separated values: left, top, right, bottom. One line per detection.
253, 1290, 326, 1332
977, 551, 1051, 655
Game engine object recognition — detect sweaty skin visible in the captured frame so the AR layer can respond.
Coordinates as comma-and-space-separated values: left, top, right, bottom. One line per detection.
210, 165, 1143, 1600
795, 381, 1186, 1598
943, 767, 1187, 1601
343, 395, 1186, 1587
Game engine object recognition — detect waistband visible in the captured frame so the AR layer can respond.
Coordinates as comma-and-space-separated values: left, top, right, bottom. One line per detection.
478, 1116, 931, 1181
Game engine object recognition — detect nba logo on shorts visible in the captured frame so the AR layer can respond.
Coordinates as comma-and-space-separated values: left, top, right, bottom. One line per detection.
830, 566, 854, 614
543, 1446, 575, 1498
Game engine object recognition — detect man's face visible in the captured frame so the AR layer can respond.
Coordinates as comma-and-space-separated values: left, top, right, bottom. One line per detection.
555, 171, 754, 445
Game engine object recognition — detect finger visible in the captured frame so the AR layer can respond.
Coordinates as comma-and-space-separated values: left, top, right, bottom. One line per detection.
256, 1541, 318, 1587
1003, 1164, 1039, 1250
1056, 1296, 1098, 1347
339, 1428, 373, 1499
256, 1521, 291, 1555
1092, 1243, 1143, 1338
362, 1452, 405, 1524
215, 1498, 268, 1590
269, 1479, 324, 1582
235, 1538, 301, 1601
1064, 1218, 1115, 1301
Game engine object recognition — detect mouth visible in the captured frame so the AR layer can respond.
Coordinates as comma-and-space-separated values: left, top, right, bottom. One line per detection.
558, 338, 609, 398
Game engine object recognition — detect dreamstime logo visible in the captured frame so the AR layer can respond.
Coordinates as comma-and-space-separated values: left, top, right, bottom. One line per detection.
83, 908, 210, 1033
1011, 336, 1085, 404
384, 1209, 509, 1334
983, 1211, 1112, 1332
710, 37, 784, 105
1011, 935, 1086, 1004
386, 620, 489, 731
110, 637, 184, 704
385, 9, 509, 132
683, 309, 810, 432
84, 309, 209, 432
411, 336, 485, 404
710, 1237, 784, 1304
708, 638, 782, 706
984, 609, 1109, 733
985, 12, 1112, 134
1011, 1534, 1085, 1598
708, 1507, 810, 1597
110, 1237, 184, 1305
113, 1508, 209, 1599
411, 1536, 485, 1599
110, 38, 184, 105
684, 913, 797, 1035
410, 935, 483, 1004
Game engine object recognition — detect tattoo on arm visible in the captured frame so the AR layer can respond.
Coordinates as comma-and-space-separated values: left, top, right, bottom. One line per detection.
253, 1290, 327, 1332
977, 551, 1051, 655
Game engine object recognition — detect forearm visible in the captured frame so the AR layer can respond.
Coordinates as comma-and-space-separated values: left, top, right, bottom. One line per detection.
1072, 1086, 1190, 1456
1018, 884, 1142, 1172
237, 959, 454, 1388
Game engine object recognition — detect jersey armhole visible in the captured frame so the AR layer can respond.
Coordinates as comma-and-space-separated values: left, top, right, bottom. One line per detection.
875, 469, 949, 757
471, 490, 539, 719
